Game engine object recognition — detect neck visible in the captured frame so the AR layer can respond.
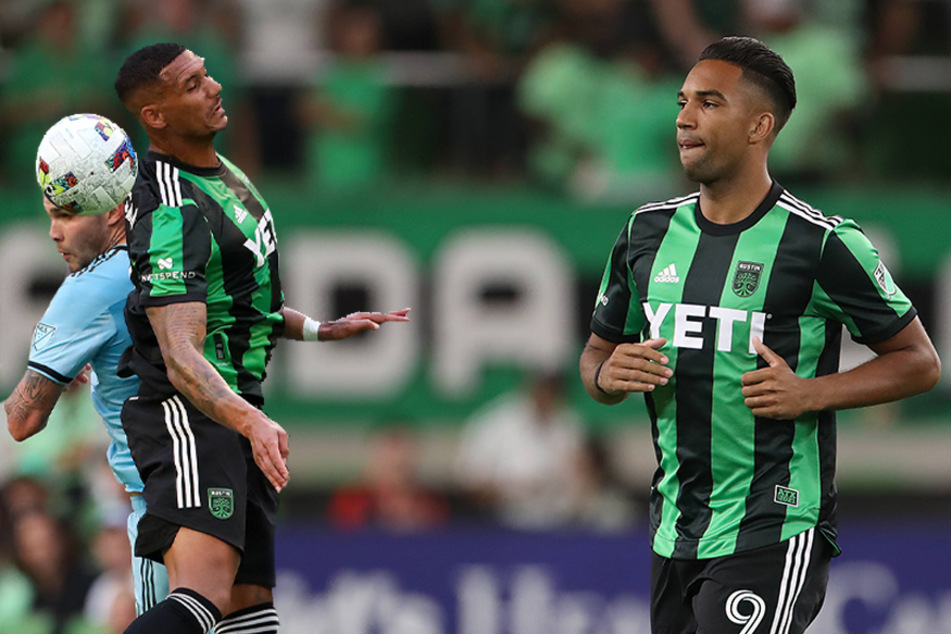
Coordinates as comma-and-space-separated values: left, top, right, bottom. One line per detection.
698, 162, 773, 225
149, 135, 218, 168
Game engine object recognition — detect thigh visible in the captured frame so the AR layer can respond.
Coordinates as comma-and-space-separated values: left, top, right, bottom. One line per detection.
123, 393, 249, 560
651, 552, 700, 634
693, 528, 831, 634
234, 436, 280, 589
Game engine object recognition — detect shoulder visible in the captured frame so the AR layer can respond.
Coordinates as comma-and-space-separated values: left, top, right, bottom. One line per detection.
775, 189, 847, 233
61, 247, 132, 304
633, 191, 700, 217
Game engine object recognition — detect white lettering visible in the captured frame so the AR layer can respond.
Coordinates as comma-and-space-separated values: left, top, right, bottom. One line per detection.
432, 230, 574, 396
673, 303, 705, 349
283, 233, 419, 398
749, 311, 766, 355
243, 209, 278, 268
709, 306, 747, 351
643, 302, 672, 339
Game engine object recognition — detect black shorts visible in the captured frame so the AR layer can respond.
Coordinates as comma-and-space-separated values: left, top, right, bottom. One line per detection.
651, 528, 832, 634
122, 392, 279, 588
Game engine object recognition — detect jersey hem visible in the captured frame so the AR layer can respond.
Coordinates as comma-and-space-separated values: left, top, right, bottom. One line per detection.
27, 361, 72, 384
852, 307, 917, 345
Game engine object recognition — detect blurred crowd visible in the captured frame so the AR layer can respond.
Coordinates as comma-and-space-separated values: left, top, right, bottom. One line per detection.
1, 0, 950, 199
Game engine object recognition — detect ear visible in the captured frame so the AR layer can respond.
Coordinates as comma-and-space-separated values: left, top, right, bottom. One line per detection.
749, 112, 775, 145
104, 203, 127, 228
140, 104, 166, 130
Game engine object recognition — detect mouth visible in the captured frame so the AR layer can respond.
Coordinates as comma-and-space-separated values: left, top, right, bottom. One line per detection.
212, 100, 225, 117
678, 138, 704, 152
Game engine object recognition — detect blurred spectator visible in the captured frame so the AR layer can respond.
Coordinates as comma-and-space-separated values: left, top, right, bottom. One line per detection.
298, 3, 395, 191
517, 0, 683, 201
454, 368, 586, 529
118, 0, 260, 174
647, 0, 742, 70
328, 428, 449, 531
562, 435, 639, 532
432, 0, 559, 177
83, 511, 134, 634
742, 0, 868, 184
9, 509, 99, 634
0, 0, 112, 183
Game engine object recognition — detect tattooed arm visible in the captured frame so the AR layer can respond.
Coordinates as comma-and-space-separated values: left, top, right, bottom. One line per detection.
146, 302, 290, 491
5, 370, 65, 441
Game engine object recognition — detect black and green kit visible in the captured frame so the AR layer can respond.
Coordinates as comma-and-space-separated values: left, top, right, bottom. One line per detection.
591, 182, 915, 559
122, 150, 284, 405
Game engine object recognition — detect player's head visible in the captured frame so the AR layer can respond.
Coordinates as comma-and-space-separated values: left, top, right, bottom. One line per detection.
44, 196, 126, 273
115, 43, 227, 140
676, 37, 796, 184
699, 37, 796, 132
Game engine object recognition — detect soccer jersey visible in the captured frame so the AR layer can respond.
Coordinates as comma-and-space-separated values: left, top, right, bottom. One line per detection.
121, 150, 284, 403
28, 246, 142, 493
591, 182, 915, 559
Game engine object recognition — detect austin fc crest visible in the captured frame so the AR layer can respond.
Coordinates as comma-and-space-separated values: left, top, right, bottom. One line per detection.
732, 261, 763, 298
208, 487, 234, 520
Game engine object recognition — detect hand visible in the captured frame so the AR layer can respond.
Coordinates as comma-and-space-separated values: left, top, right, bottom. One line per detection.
321, 308, 411, 341
65, 364, 91, 393
599, 338, 672, 394
741, 338, 811, 419
244, 412, 290, 492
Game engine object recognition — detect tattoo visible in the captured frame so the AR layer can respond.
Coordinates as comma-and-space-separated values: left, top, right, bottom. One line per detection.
6, 370, 61, 436
146, 302, 249, 430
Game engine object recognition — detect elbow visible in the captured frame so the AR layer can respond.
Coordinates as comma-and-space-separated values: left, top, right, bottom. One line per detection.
923, 350, 941, 393
6, 411, 43, 442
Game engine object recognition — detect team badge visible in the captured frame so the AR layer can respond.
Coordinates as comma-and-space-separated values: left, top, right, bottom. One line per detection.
31, 323, 56, 351
873, 262, 897, 298
208, 487, 235, 520
732, 261, 764, 298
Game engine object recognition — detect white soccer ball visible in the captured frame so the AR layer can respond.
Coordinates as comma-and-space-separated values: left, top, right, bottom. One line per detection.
36, 113, 138, 216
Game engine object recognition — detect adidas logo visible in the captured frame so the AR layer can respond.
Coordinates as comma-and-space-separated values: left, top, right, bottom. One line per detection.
654, 264, 680, 283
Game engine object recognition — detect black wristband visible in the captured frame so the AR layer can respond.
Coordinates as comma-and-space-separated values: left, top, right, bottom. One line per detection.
593, 360, 609, 394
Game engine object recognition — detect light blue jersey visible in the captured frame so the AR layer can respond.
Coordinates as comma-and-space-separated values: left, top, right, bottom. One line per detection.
27, 244, 168, 612
28, 245, 142, 493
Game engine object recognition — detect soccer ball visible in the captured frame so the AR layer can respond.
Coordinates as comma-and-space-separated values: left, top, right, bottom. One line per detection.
36, 113, 138, 216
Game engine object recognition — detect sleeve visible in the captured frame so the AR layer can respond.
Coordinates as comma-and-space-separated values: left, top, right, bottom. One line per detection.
28, 286, 115, 384
590, 217, 644, 343
129, 202, 211, 307
813, 219, 916, 344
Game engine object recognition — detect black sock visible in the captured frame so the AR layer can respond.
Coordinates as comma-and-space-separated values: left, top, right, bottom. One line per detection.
124, 587, 221, 634
216, 602, 280, 634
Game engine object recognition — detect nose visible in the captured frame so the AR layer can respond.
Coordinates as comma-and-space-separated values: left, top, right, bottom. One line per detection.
49, 218, 63, 242
676, 103, 695, 130
206, 74, 222, 96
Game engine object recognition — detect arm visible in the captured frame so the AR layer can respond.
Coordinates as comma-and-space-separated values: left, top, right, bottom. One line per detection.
742, 317, 941, 419
280, 306, 411, 342
147, 301, 290, 491
579, 333, 672, 405
5, 371, 65, 441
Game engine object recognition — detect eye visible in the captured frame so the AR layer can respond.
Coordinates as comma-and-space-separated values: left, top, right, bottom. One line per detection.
703, 100, 719, 109
677, 100, 687, 109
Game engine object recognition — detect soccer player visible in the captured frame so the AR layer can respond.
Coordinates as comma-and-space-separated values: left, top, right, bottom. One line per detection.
4, 194, 169, 615
113, 43, 410, 634
580, 37, 940, 634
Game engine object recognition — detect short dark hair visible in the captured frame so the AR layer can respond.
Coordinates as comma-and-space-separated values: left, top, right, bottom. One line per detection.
699, 36, 796, 132
114, 43, 187, 106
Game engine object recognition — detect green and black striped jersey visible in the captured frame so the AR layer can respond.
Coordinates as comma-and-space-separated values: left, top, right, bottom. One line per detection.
121, 150, 284, 404
591, 182, 916, 559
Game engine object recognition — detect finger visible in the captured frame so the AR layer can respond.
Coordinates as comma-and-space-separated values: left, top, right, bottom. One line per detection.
614, 365, 671, 384
752, 337, 784, 368
741, 368, 772, 386
279, 431, 290, 460
616, 340, 669, 365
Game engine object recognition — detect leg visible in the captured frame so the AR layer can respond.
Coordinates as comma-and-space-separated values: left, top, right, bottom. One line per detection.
651, 551, 700, 634
164, 526, 241, 613
693, 528, 831, 634
129, 495, 169, 614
